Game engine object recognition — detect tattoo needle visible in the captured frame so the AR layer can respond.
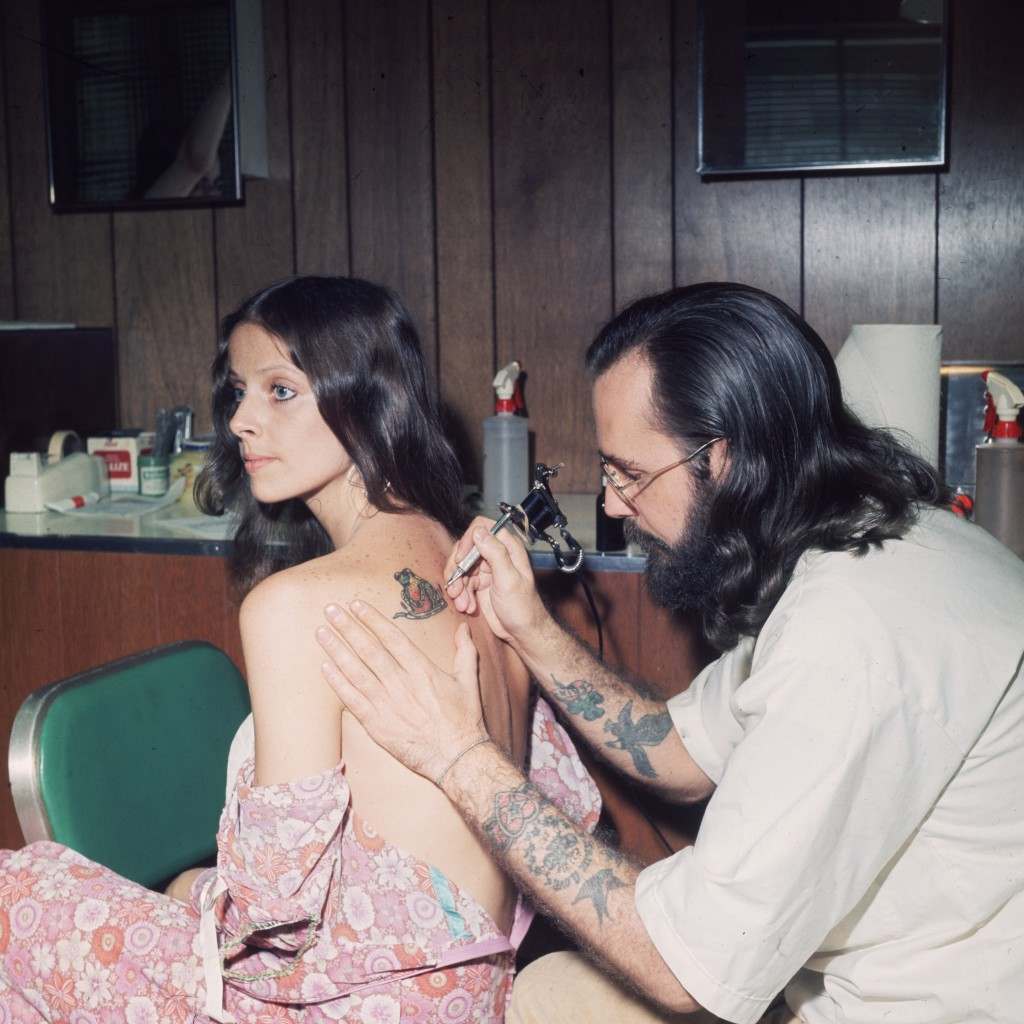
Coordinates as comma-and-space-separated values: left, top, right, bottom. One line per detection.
445, 509, 517, 588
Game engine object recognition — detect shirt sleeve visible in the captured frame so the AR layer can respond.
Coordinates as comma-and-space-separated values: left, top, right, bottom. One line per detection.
665, 637, 755, 784
635, 602, 965, 1024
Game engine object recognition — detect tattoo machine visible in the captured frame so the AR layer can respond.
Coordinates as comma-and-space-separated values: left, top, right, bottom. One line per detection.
446, 462, 585, 586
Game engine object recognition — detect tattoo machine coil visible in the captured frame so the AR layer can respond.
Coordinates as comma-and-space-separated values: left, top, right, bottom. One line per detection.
499, 462, 584, 573
446, 462, 584, 586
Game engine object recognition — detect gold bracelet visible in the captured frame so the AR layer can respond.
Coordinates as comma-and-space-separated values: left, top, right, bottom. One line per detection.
434, 736, 492, 788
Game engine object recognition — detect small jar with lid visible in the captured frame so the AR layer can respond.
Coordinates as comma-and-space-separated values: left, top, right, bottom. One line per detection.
138, 454, 170, 496
170, 437, 212, 513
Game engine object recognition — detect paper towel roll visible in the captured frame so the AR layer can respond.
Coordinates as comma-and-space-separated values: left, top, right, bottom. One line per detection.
834, 324, 943, 467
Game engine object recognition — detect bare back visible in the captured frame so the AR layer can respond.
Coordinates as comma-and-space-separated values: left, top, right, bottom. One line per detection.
238, 508, 532, 933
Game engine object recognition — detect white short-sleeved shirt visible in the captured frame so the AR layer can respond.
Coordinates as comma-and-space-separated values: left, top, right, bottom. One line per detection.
635, 508, 1024, 1024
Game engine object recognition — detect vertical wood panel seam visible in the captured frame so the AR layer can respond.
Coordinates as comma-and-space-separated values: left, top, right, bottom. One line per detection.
668, 0, 677, 287
798, 178, 805, 316
932, 171, 940, 324
109, 214, 120, 421
427, 0, 441, 394
607, 0, 617, 310
341, 0, 353, 274
486, 0, 498, 375
285, 0, 298, 277
1, 20, 19, 319
104, 211, 115, 329
210, 208, 220, 328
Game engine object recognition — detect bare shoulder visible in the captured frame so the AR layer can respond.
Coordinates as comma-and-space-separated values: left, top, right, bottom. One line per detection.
240, 520, 452, 636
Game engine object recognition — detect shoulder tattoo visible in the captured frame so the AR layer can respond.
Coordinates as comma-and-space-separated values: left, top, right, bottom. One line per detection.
392, 568, 448, 620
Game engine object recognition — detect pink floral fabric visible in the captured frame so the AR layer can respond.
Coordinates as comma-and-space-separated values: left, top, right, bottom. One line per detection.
0, 698, 599, 1022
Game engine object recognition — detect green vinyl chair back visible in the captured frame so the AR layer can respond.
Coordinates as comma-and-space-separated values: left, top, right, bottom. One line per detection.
9, 641, 250, 890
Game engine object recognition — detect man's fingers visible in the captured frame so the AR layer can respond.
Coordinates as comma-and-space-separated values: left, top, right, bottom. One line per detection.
323, 604, 405, 684
315, 619, 386, 695
320, 660, 374, 722
472, 527, 523, 582
445, 516, 499, 583
342, 600, 440, 677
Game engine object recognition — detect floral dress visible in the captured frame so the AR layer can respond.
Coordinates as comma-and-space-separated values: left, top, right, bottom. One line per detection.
0, 698, 600, 1023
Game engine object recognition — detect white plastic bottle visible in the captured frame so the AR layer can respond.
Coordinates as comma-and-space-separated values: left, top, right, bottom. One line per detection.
483, 361, 529, 513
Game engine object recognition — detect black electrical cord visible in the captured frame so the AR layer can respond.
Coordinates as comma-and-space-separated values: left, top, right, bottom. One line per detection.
578, 572, 604, 662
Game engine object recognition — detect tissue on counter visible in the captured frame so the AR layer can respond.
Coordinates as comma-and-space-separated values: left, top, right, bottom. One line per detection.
835, 324, 943, 467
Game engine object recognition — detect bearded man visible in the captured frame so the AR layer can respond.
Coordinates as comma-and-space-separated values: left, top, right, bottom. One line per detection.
314, 283, 1024, 1024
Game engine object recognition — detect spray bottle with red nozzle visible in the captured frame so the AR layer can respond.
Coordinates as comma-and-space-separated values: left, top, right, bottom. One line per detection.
982, 370, 1024, 443
482, 361, 529, 513
974, 370, 1024, 557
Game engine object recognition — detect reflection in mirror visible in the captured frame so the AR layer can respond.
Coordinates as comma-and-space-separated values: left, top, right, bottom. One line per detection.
44, 0, 242, 211
699, 0, 948, 176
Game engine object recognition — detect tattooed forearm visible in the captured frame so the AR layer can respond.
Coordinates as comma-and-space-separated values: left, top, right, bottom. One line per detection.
392, 568, 447, 620
482, 784, 541, 853
482, 781, 632, 923
552, 676, 606, 721
603, 701, 673, 778
573, 868, 629, 924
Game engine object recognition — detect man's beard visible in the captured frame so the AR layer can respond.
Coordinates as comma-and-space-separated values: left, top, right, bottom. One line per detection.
624, 489, 723, 613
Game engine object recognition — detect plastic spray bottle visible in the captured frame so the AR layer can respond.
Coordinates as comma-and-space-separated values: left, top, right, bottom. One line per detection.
483, 361, 529, 513
982, 370, 1024, 443
974, 370, 1024, 558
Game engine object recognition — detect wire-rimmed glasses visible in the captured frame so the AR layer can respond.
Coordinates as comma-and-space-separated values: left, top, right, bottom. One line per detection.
599, 437, 723, 514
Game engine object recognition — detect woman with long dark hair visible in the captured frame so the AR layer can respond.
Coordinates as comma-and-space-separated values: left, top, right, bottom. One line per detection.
0, 277, 599, 1023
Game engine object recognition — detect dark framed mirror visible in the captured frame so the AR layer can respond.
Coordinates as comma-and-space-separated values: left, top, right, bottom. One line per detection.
698, 0, 949, 177
43, 0, 243, 212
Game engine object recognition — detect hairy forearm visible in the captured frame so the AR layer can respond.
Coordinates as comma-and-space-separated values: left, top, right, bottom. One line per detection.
513, 616, 712, 802
443, 741, 698, 1015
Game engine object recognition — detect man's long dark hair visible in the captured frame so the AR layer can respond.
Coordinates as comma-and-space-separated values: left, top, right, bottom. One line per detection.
196, 276, 467, 595
586, 282, 948, 651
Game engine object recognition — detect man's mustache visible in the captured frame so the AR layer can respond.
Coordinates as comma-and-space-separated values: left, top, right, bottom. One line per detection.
623, 519, 670, 556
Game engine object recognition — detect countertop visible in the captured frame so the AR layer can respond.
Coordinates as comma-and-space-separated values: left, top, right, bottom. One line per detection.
0, 493, 647, 572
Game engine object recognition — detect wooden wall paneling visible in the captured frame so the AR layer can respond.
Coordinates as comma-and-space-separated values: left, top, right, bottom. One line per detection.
491, 0, 613, 494
673, 1, 801, 310
152, 554, 216, 651
0, 549, 65, 848
539, 568, 640, 674
345, 0, 437, 374
938, 0, 1024, 362
215, 0, 295, 319
113, 210, 217, 433
804, 175, 937, 354
56, 552, 161, 677
288, 0, 350, 277
432, 0, 494, 483
636, 590, 714, 700
4, 0, 114, 326
612, 0, 673, 309
0, 24, 14, 318
152, 555, 241, 672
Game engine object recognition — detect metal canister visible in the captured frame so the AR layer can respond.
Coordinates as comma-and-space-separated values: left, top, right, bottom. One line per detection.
974, 443, 1024, 557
